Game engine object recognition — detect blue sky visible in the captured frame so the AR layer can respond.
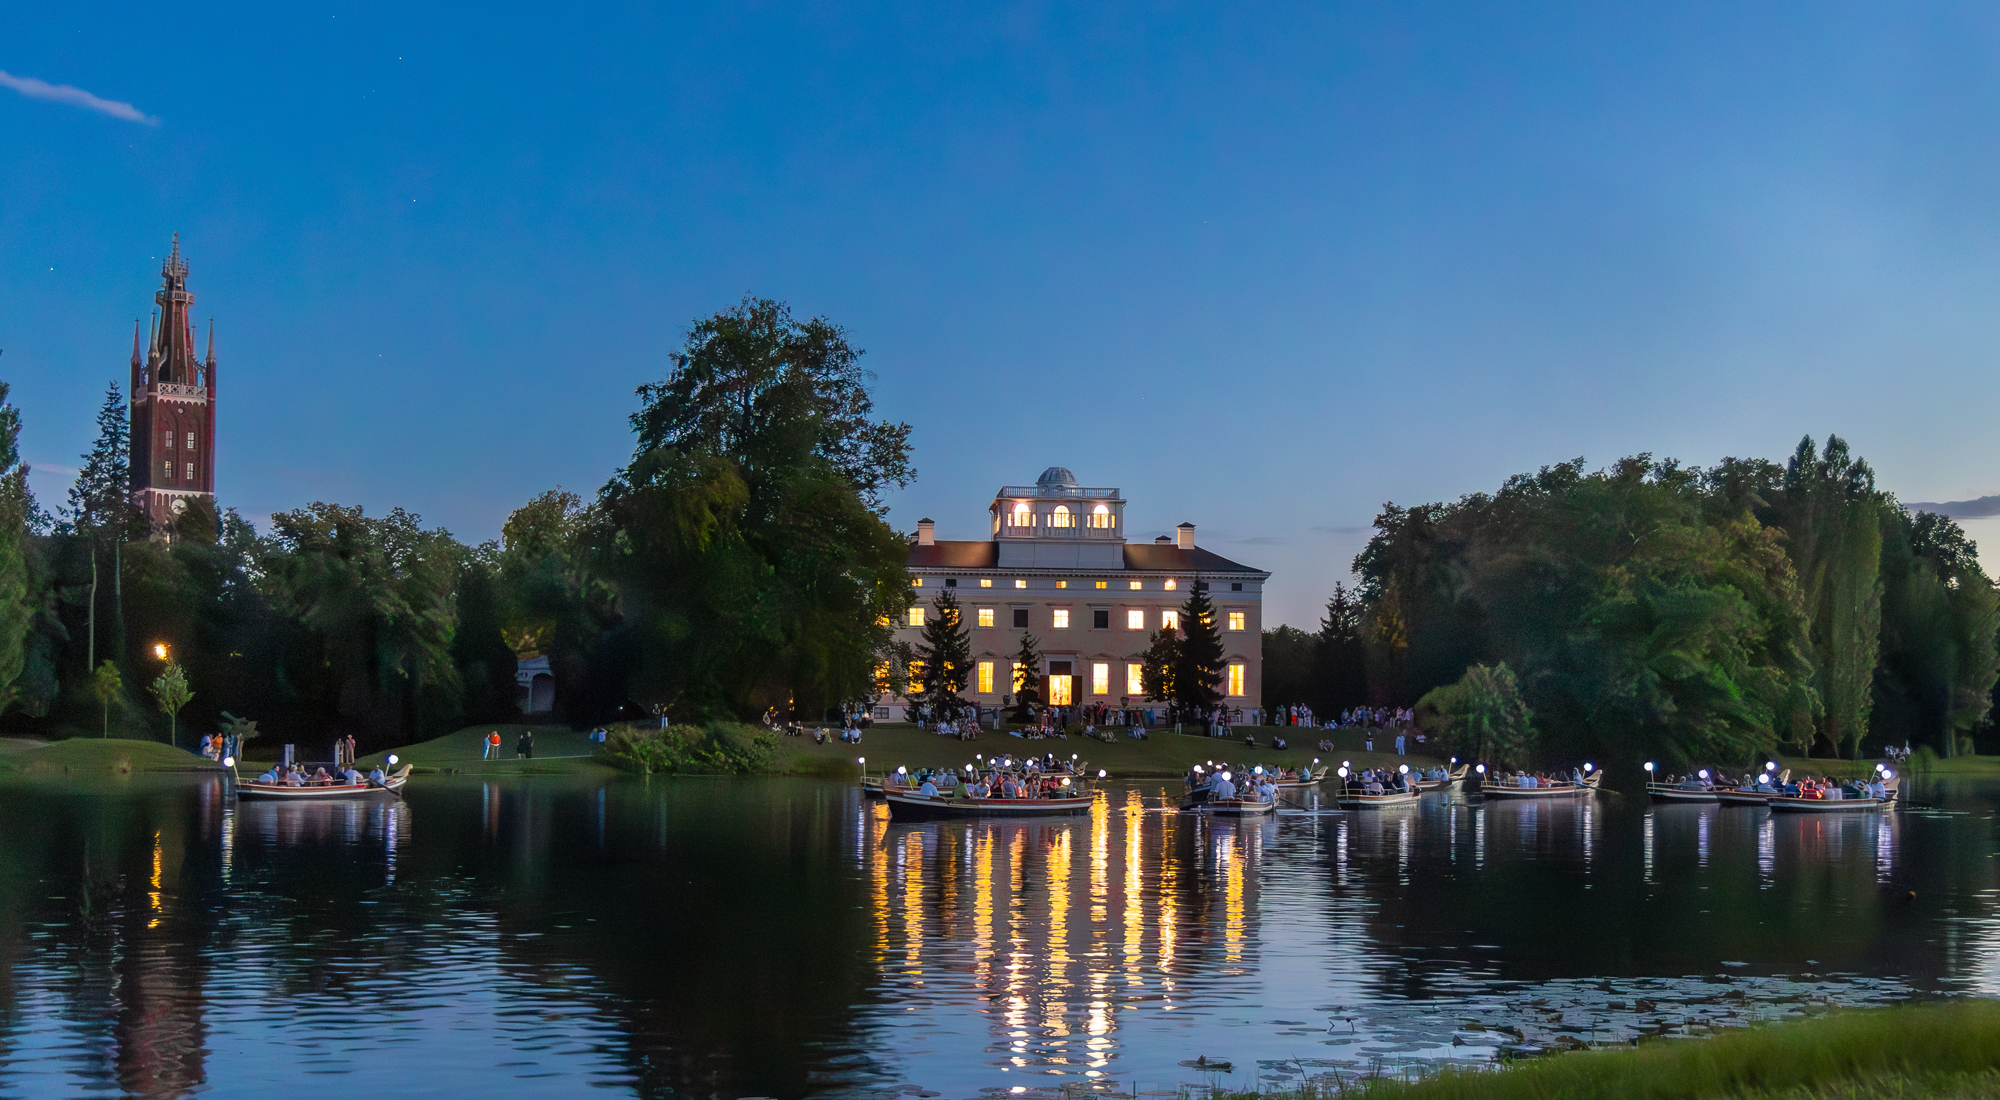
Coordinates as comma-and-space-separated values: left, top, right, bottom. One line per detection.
6, 2, 2000, 627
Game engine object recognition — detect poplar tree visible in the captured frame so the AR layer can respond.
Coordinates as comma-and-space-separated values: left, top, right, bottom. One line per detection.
1776, 435, 1885, 758
1173, 584, 1225, 718
913, 589, 971, 721
66, 383, 139, 671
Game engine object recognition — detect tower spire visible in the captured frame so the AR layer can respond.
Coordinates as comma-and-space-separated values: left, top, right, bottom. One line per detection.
130, 318, 143, 367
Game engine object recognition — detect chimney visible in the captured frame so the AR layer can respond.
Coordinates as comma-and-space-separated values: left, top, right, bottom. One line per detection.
1176, 522, 1195, 550
1154, 535, 1171, 544
917, 518, 935, 546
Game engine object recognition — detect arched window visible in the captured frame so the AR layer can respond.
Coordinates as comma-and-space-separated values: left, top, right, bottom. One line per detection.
1051, 505, 1074, 529
1009, 502, 1033, 528
1090, 503, 1112, 529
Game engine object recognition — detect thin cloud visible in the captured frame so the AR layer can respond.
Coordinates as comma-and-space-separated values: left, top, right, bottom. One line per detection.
0, 70, 159, 125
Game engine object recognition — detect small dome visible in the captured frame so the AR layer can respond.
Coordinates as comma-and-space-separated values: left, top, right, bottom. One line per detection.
1037, 466, 1079, 487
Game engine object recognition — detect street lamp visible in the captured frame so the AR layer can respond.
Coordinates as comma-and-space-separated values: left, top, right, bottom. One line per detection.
153, 643, 169, 660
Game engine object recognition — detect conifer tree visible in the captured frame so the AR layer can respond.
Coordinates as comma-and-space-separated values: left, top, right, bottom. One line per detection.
1140, 627, 1180, 706
913, 589, 971, 722
0, 380, 42, 713
67, 383, 139, 671
1173, 583, 1225, 718
1009, 631, 1042, 722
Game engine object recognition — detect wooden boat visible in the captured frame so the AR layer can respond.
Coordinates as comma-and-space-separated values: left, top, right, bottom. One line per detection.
1483, 771, 1604, 800
883, 787, 1095, 820
1335, 787, 1422, 809
1646, 782, 1720, 804
1768, 792, 1885, 813
859, 776, 887, 798
1413, 763, 1471, 793
1270, 765, 1327, 791
237, 764, 410, 801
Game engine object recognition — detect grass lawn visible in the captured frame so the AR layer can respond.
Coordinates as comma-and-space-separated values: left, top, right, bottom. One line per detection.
1773, 752, 2000, 782
352, 723, 620, 777
1228, 1000, 2000, 1100
0, 736, 217, 776
783, 722, 1445, 779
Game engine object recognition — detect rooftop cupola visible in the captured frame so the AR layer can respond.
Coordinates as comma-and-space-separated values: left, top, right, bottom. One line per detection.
1176, 522, 1196, 550
990, 467, 1127, 568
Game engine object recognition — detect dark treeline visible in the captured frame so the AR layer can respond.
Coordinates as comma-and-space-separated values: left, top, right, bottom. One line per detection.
0, 297, 916, 752
1264, 439, 2000, 767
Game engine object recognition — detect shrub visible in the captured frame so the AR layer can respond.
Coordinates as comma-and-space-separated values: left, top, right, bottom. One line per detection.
599, 721, 783, 776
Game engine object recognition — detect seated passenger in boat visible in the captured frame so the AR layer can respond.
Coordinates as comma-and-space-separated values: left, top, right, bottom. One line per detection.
285, 769, 306, 787
258, 767, 280, 784
919, 777, 937, 796
368, 767, 385, 782
341, 766, 363, 784
1212, 775, 1237, 800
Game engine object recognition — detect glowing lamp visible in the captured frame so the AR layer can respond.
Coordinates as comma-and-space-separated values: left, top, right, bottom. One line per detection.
897, 765, 907, 774
1583, 763, 1593, 773
858, 756, 866, 765
153, 643, 169, 660
1644, 761, 1655, 773
1476, 764, 1487, 774
1060, 777, 1070, 786
1767, 761, 1780, 771
1098, 769, 1107, 778
387, 755, 399, 766
223, 756, 234, 767
1399, 764, 1409, 774
1698, 769, 1710, 780
1337, 767, 1349, 778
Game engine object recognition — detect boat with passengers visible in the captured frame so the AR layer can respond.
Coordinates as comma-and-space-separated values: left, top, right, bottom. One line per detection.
1180, 766, 1279, 815
1329, 764, 1423, 808
882, 757, 1101, 820
1481, 765, 1604, 800
236, 759, 411, 800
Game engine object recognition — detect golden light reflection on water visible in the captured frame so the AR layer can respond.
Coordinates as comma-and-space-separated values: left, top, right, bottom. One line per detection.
863, 790, 1273, 1078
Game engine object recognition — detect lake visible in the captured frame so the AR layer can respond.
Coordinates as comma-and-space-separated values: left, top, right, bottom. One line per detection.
0, 772, 1994, 1099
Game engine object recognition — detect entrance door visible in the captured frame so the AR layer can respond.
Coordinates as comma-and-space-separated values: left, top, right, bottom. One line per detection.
1047, 660, 1074, 706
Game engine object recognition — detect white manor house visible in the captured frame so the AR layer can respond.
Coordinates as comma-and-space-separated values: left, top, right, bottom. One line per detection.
884, 467, 1267, 720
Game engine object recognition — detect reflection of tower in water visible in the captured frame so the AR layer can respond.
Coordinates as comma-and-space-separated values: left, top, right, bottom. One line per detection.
861, 789, 1268, 1077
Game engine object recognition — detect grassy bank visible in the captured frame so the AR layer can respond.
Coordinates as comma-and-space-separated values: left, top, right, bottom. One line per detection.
0, 736, 218, 777
352, 723, 620, 776
1774, 752, 2000, 781
786, 722, 1443, 779
1225, 1001, 2000, 1100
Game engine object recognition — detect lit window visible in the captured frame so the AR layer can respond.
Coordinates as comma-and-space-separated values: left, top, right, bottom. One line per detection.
1228, 611, 1246, 631
1090, 503, 1112, 528
908, 607, 925, 627
1129, 580, 1142, 590
185, 432, 196, 449
1052, 609, 1070, 629
1127, 610, 1144, 630
163, 460, 173, 480
874, 662, 892, 690
1127, 663, 1145, 694
977, 608, 995, 627
1009, 502, 1033, 527
1094, 580, 1107, 589
912, 578, 924, 587
980, 578, 993, 588
909, 660, 925, 684
1050, 505, 1074, 529
1227, 663, 1245, 697
1092, 662, 1110, 695
1165, 579, 1177, 591
978, 661, 995, 694
1162, 610, 1179, 630
1056, 580, 1068, 589
1047, 674, 1073, 706
1012, 661, 1026, 691
185, 463, 195, 479
1014, 579, 1026, 589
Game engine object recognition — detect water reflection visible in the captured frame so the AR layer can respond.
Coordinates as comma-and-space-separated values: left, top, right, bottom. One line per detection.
0, 775, 1990, 1098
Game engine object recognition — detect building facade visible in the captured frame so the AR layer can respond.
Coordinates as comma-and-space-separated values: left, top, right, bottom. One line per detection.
128, 236, 217, 529
888, 467, 1268, 719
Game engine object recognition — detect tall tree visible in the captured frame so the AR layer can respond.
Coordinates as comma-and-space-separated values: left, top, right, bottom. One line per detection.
602, 297, 915, 720
1313, 582, 1370, 712
1140, 627, 1180, 709
1173, 584, 1225, 718
1774, 435, 1885, 758
0, 380, 44, 713
1417, 661, 1536, 768
1009, 631, 1042, 722
65, 383, 139, 672
150, 659, 191, 748
1875, 509, 2000, 758
912, 589, 971, 721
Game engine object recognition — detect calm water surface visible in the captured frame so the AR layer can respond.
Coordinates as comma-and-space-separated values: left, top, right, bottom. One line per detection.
0, 772, 1996, 1098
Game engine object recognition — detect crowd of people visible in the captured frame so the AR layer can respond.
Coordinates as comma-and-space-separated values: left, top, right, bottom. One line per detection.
248, 761, 388, 788
882, 752, 1093, 800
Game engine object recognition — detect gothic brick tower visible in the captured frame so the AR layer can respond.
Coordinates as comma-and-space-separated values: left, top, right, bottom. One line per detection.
128, 235, 217, 530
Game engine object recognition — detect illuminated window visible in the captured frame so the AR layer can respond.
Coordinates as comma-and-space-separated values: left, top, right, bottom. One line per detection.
908, 607, 925, 627
912, 578, 923, 587
163, 460, 173, 480
185, 432, 196, 450
1095, 580, 1108, 589
1227, 663, 1245, 697
977, 608, 995, 627
1012, 661, 1027, 691
1050, 505, 1075, 529
1129, 580, 1142, 590
1165, 579, 1177, 591
1089, 503, 1112, 528
980, 578, 993, 588
184, 463, 195, 479
1092, 662, 1110, 695
1127, 609, 1145, 630
977, 661, 995, 694
909, 660, 925, 684
1052, 609, 1070, 629
1127, 663, 1145, 694
1009, 502, 1033, 527
874, 662, 892, 690
1056, 580, 1068, 589
1162, 610, 1179, 630
1014, 579, 1026, 589
1227, 611, 1246, 631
